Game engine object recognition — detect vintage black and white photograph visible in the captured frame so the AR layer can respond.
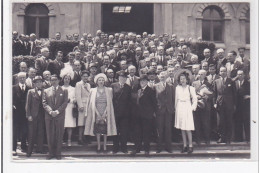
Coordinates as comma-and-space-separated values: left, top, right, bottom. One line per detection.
2, 0, 258, 170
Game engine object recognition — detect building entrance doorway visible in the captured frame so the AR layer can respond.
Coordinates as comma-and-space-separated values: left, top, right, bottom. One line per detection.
102, 3, 154, 34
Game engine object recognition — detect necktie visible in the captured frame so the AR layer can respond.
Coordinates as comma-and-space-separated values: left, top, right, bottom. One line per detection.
53, 87, 57, 104
22, 85, 24, 92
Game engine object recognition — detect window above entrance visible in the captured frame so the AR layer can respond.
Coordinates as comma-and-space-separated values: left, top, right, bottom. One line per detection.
113, 6, 132, 13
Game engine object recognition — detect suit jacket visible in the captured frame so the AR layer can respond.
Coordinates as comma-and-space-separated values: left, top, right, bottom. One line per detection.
206, 74, 220, 85
25, 88, 44, 118
43, 80, 52, 89
155, 55, 168, 66
213, 77, 236, 110
235, 80, 250, 111
12, 38, 20, 56
13, 84, 30, 119
42, 86, 68, 119
201, 57, 217, 66
178, 60, 189, 68
137, 86, 157, 119
30, 40, 41, 56
100, 64, 116, 74
105, 78, 118, 87
154, 82, 175, 115
47, 60, 64, 76
75, 80, 91, 108
23, 41, 31, 55
216, 58, 227, 72
226, 61, 243, 79
71, 71, 82, 87
182, 53, 192, 62
35, 56, 49, 75
111, 83, 131, 117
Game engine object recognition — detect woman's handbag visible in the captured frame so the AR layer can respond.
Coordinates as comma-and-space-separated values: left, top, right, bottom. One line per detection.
72, 102, 79, 118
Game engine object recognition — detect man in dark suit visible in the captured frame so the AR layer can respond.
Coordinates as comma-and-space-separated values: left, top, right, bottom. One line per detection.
131, 74, 157, 157
226, 51, 243, 81
192, 70, 212, 145
13, 62, 28, 85
42, 70, 52, 89
13, 72, 30, 155
16, 34, 26, 56
234, 70, 250, 142
25, 76, 46, 157
201, 48, 217, 66
111, 71, 132, 154
42, 74, 68, 160
156, 46, 168, 66
105, 69, 118, 87
35, 48, 50, 76
23, 35, 31, 55
176, 53, 189, 68
12, 31, 20, 56
154, 71, 175, 153
213, 67, 236, 144
47, 51, 64, 77
100, 55, 116, 74
70, 60, 82, 87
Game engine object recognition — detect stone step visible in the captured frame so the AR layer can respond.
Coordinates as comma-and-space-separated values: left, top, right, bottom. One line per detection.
15, 141, 250, 159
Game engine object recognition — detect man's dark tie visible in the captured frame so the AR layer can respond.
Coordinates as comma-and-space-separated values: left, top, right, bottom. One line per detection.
22, 85, 24, 92
53, 87, 57, 104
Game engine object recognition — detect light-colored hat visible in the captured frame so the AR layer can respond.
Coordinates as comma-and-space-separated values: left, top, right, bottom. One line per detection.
94, 73, 108, 84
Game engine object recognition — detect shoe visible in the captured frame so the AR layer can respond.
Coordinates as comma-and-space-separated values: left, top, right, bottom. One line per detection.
156, 149, 162, 153
121, 149, 128, 154
35, 150, 47, 154
187, 147, 193, 154
96, 148, 101, 154
12, 151, 17, 156
78, 140, 84, 145
145, 151, 150, 157
46, 155, 54, 160
165, 149, 173, 153
112, 150, 118, 154
68, 140, 72, 146
130, 150, 140, 156
21, 148, 27, 153
181, 146, 188, 153
56, 156, 62, 160
26, 153, 31, 157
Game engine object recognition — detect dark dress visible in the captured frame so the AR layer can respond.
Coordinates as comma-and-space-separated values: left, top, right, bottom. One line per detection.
94, 90, 108, 135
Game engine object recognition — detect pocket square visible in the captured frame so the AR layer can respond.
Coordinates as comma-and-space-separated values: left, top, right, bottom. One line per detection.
60, 94, 63, 96
228, 84, 231, 87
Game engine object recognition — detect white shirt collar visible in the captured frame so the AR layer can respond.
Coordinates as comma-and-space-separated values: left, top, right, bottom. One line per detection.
142, 85, 147, 90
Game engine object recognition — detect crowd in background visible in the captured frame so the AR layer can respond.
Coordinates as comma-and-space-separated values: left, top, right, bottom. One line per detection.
12, 30, 250, 159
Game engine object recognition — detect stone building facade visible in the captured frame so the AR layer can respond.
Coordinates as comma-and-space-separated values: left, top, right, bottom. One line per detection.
12, 3, 250, 55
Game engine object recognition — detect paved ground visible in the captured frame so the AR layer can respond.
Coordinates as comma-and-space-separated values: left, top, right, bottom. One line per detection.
13, 141, 250, 161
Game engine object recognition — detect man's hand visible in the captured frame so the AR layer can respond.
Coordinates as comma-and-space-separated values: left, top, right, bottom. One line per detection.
51, 111, 58, 117
79, 107, 84, 112
28, 116, 33, 121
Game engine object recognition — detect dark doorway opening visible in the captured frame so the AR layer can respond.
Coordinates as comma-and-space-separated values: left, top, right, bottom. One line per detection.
102, 3, 154, 34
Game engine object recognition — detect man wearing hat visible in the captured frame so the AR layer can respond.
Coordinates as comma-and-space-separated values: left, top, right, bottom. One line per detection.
88, 62, 98, 88
131, 74, 157, 157
147, 68, 160, 90
25, 76, 46, 157
42, 74, 68, 160
111, 70, 132, 154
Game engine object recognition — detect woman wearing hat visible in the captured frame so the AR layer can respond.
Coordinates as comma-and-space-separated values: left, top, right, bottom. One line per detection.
84, 73, 117, 153
175, 72, 197, 154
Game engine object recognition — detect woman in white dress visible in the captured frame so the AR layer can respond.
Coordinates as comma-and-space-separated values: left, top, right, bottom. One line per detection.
175, 72, 197, 154
61, 73, 76, 146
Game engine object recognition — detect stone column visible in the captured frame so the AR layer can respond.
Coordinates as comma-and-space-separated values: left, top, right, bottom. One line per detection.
17, 12, 25, 34
48, 13, 56, 39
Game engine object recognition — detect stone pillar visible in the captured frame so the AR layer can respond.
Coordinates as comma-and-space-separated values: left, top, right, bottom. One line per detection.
164, 4, 173, 34
153, 4, 163, 35
195, 17, 203, 39
48, 13, 56, 39
17, 12, 25, 35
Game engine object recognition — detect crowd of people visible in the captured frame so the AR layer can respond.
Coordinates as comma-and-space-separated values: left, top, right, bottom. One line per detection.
12, 30, 250, 160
